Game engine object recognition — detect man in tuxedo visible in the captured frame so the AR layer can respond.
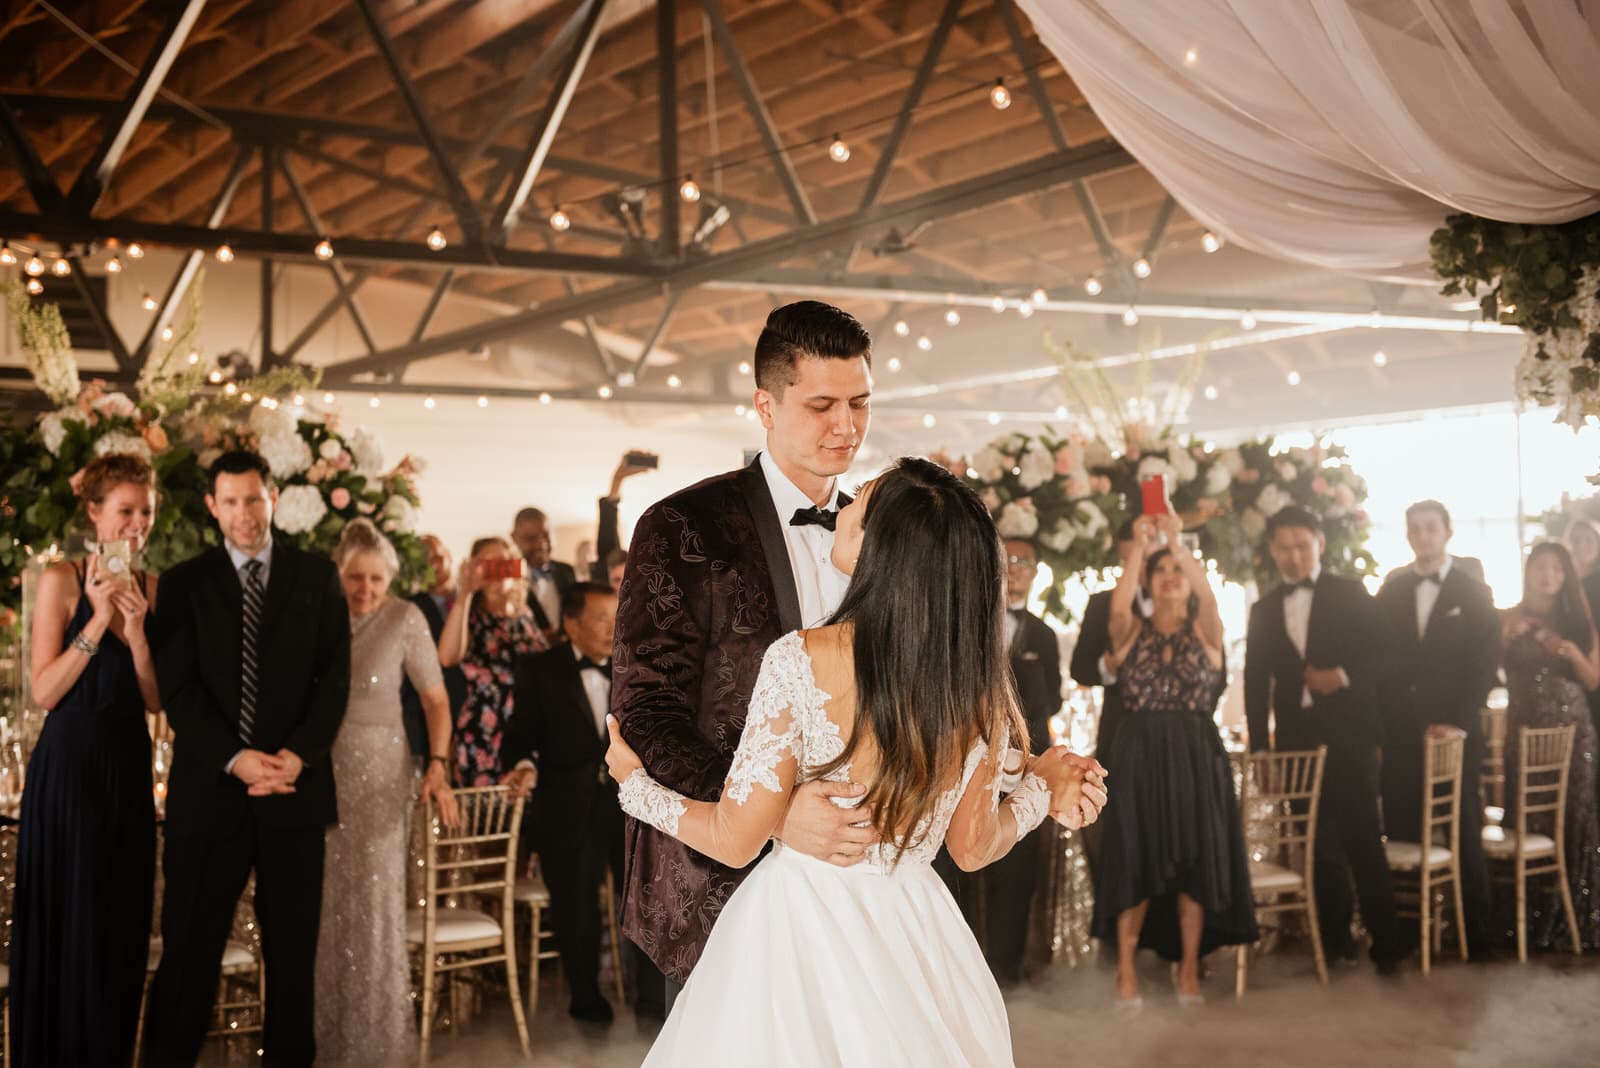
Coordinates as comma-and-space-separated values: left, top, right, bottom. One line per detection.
147, 450, 350, 1066
1244, 507, 1409, 973
512, 506, 576, 641
1070, 520, 1142, 761
1376, 500, 1499, 957
502, 583, 666, 1023
613, 301, 885, 990
401, 534, 467, 758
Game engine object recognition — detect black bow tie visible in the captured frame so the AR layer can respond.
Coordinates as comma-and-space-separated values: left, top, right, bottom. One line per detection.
790, 506, 838, 532
1286, 579, 1316, 593
1417, 572, 1441, 585
578, 657, 611, 679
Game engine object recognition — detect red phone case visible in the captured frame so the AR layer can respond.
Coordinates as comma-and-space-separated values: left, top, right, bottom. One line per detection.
1140, 475, 1171, 516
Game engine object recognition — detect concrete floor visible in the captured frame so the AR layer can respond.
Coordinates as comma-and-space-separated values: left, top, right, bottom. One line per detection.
406, 946, 1600, 1068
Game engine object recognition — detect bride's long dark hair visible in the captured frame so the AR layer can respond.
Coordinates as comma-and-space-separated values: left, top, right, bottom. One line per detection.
814, 457, 1026, 859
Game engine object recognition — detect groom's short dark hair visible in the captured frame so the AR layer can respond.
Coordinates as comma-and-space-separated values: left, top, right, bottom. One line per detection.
753, 301, 871, 395
207, 449, 272, 493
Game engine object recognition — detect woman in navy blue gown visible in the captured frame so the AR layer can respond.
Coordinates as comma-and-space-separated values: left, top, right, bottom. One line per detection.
9, 453, 160, 1065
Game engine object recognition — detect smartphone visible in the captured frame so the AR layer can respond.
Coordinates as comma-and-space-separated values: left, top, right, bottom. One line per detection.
624, 450, 659, 470
98, 538, 133, 578
1139, 475, 1172, 516
481, 557, 524, 583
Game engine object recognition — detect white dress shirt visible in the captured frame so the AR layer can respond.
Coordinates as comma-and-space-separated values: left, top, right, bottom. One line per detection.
528, 567, 561, 627
1414, 555, 1453, 639
1283, 565, 1320, 709
575, 646, 612, 740
759, 451, 850, 628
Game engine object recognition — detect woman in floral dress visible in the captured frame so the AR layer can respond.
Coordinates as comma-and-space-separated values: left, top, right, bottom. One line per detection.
439, 536, 547, 785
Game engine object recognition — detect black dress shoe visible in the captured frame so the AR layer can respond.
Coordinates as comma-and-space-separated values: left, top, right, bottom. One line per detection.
569, 994, 615, 1024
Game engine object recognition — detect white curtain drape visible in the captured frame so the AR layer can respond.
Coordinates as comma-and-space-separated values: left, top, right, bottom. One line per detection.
1018, 0, 1600, 280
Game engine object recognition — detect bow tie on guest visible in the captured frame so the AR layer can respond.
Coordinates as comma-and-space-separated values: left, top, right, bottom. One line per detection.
1416, 571, 1442, 585
527, 566, 553, 582
1285, 579, 1316, 593
790, 506, 839, 532
577, 656, 612, 679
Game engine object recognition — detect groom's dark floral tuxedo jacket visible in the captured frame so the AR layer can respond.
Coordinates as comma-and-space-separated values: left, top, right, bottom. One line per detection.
611, 457, 808, 982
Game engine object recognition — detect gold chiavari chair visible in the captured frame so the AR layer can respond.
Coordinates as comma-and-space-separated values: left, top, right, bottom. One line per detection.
1480, 706, 1508, 825
513, 867, 625, 1018
1385, 732, 1467, 974
132, 929, 265, 1061
1482, 724, 1582, 962
407, 785, 529, 1060
1235, 746, 1328, 997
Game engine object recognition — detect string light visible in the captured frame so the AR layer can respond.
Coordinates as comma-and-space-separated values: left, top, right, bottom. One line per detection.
314, 239, 334, 260
916, 335, 933, 351
1286, 370, 1302, 386
25, 277, 42, 295
987, 412, 1001, 425
597, 384, 614, 399
215, 244, 234, 263
1084, 276, 1103, 296
828, 134, 850, 163
1203, 385, 1219, 400
944, 308, 960, 326
477, 395, 489, 407
538, 392, 552, 405
667, 374, 682, 389
207, 370, 223, 384
426, 226, 448, 251
50, 257, 71, 276
187, 351, 200, 365
893, 320, 910, 337
1201, 231, 1222, 253
1132, 257, 1152, 279
224, 382, 238, 396
1184, 47, 1199, 66
141, 292, 159, 311
323, 391, 336, 404
549, 207, 571, 232
887, 356, 902, 372
1030, 287, 1048, 306
679, 175, 701, 203
1373, 349, 1389, 367
737, 360, 752, 375
292, 393, 305, 406
1017, 302, 1034, 319
24, 255, 44, 276
369, 395, 381, 408
1054, 405, 1068, 420
0, 241, 14, 265
126, 242, 144, 259
735, 404, 747, 416
161, 326, 174, 342
989, 79, 1011, 110
922, 413, 937, 428
616, 371, 636, 387
1240, 313, 1257, 330
1122, 308, 1139, 326
991, 296, 1006, 313
106, 254, 123, 273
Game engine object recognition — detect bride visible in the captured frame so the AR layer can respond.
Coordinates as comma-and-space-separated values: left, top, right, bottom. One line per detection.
605, 457, 1107, 1066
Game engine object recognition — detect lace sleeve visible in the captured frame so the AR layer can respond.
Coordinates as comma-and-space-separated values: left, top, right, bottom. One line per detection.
723, 634, 810, 805
1005, 773, 1051, 840
619, 769, 689, 836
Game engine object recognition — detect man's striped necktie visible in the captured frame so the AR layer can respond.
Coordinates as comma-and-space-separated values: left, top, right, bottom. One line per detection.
240, 558, 264, 745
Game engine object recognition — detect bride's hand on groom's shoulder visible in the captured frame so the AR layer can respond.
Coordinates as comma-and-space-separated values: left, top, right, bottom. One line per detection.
1032, 748, 1108, 830
605, 715, 643, 785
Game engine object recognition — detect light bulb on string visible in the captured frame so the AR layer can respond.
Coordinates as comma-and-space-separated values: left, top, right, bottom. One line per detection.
187, 351, 200, 365
1372, 349, 1389, 367
369, 395, 381, 408
1017, 301, 1034, 319
1132, 257, 1152, 279
1286, 370, 1302, 386
292, 393, 305, 406
141, 292, 158, 311
161, 326, 174, 342
126, 242, 144, 259
538, 392, 552, 405
991, 296, 1006, 313
1184, 47, 1199, 67
679, 175, 701, 203
922, 413, 937, 428
1084, 276, 1102, 296
1122, 307, 1139, 326
987, 412, 1001, 426
616, 371, 636, 387
893, 320, 910, 337
1030, 287, 1048, 306
1240, 313, 1256, 330
0, 241, 14, 266
314, 239, 334, 260
223, 383, 238, 396
423, 396, 436, 409
887, 356, 902, 372
549, 207, 571, 232
207, 370, 223, 384
24, 255, 45, 276
241, 391, 255, 404
1054, 405, 1068, 420
828, 134, 850, 163
25, 277, 42, 295
215, 244, 234, 263
323, 392, 335, 404
735, 404, 747, 417
916, 335, 932, 351
477, 395, 489, 408
737, 360, 752, 375
426, 226, 447, 251
106, 255, 123, 273
597, 384, 614, 399
944, 308, 960, 326
1203, 385, 1219, 400
51, 257, 71, 277
989, 79, 1011, 110
1201, 231, 1222, 253
667, 374, 682, 389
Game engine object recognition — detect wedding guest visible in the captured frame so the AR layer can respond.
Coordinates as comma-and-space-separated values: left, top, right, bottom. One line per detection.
1093, 514, 1256, 1007
315, 519, 459, 1062
604, 549, 627, 590
439, 536, 546, 786
1244, 507, 1409, 973
1561, 517, 1600, 765
594, 451, 656, 581
401, 534, 467, 758
1500, 542, 1600, 948
502, 583, 666, 1023
146, 450, 351, 1065
1070, 520, 1143, 760
11, 453, 159, 1066
512, 507, 575, 641
613, 301, 897, 996
1376, 500, 1499, 957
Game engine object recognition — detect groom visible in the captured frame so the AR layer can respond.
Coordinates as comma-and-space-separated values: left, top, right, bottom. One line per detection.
612, 301, 881, 988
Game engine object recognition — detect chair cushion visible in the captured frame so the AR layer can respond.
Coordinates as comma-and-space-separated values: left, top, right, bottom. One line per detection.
406, 907, 503, 945
1481, 825, 1557, 859
1384, 840, 1453, 869
1249, 861, 1305, 894
514, 874, 551, 905
146, 938, 254, 972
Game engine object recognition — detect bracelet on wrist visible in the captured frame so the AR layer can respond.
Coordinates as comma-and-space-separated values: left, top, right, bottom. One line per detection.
71, 632, 99, 657
428, 754, 450, 767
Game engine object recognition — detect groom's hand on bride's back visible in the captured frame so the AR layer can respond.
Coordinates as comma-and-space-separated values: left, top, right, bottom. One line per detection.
777, 780, 877, 867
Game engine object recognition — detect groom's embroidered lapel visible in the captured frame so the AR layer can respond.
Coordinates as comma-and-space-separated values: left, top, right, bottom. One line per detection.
736, 458, 802, 632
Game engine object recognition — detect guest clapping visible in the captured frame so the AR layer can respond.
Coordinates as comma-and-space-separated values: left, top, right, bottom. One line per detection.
1501, 542, 1600, 947
11, 453, 159, 1065
1091, 514, 1256, 1007
439, 537, 548, 785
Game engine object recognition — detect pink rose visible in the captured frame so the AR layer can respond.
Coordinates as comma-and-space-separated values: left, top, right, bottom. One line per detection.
335, 451, 352, 471
330, 487, 351, 509
1311, 476, 1331, 496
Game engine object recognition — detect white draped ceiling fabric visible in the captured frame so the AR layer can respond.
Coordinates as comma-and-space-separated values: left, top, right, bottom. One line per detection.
1018, 0, 1600, 281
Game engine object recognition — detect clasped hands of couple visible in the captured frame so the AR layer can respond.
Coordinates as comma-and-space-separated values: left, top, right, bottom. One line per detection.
600, 716, 1108, 866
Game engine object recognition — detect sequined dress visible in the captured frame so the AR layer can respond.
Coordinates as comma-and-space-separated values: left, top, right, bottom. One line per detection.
314, 598, 444, 1065
1503, 631, 1600, 948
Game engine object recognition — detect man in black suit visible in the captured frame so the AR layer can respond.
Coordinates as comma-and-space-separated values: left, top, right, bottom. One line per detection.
401, 534, 467, 757
1070, 521, 1142, 761
1244, 507, 1408, 972
147, 450, 351, 1066
502, 583, 665, 1023
512, 505, 577, 642
1376, 500, 1499, 956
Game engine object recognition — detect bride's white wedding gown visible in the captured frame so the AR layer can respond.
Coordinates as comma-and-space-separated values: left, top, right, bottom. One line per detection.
619, 633, 1050, 1067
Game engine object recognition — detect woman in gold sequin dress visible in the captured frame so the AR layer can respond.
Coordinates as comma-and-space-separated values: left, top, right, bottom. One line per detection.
315, 519, 459, 1063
